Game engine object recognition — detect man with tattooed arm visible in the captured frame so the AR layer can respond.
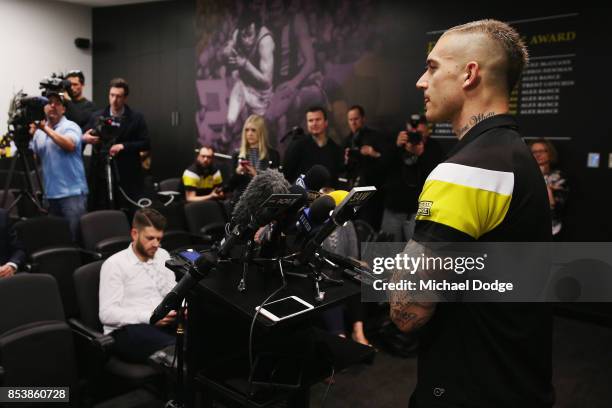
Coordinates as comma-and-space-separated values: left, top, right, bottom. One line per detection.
389, 20, 553, 407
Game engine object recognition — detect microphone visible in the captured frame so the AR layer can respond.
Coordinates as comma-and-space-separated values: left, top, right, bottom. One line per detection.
295, 186, 377, 266
231, 169, 291, 227
150, 252, 217, 325
297, 194, 336, 236
219, 191, 304, 258
219, 176, 305, 259
296, 165, 331, 203
258, 185, 308, 242
279, 126, 305, 143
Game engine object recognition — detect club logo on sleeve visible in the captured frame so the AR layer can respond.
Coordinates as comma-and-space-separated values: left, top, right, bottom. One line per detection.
417, 200, 433, 216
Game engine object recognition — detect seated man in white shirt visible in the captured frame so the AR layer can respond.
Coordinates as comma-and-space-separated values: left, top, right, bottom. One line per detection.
99, 208, 177, 363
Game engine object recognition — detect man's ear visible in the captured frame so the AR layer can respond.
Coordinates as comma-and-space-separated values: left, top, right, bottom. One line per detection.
463, 61, 480, 89
130, 228, 138, 242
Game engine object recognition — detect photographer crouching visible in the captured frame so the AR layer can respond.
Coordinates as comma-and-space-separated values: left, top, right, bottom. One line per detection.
380, 114, 443, 241
29, 92, 88, 241
83, 78, 150, 211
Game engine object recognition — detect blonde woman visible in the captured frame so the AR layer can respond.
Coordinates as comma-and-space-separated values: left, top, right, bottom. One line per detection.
227, 115, 280, 203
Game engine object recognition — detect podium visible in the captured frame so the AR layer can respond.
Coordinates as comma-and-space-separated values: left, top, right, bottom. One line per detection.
185, 259, 375, 407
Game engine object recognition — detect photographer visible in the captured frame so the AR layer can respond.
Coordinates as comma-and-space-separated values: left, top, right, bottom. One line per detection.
63, 70, 96, 131
29, 93, 88, 240
380, 114, 443, 241
344, 105, 387, 230
84, 78, 150, 210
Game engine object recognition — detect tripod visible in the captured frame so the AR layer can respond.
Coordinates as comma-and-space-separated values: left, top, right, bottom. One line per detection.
1, 136, 45, 214
90, 144, 121, 210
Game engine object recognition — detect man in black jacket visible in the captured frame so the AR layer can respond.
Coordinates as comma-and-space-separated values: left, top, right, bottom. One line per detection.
282, 106, 343, 185
84, 78, 150, 210
0, 208, 25, 278
344, 105, 387, 230
63, 70, 96, 131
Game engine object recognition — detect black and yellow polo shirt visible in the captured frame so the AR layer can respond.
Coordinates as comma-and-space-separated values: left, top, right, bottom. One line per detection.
410, 114, 554, 408
414, 114, 551, 242
182, 163, 223, 196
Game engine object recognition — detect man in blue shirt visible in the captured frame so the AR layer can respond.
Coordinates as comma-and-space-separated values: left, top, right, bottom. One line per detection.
30, 93, 88, 240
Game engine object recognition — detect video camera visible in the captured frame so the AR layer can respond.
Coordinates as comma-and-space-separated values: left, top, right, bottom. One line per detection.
90, 115, 121, 144
39, 73, 72, 98
3, 73, 72, 149
3, 92, 47, 149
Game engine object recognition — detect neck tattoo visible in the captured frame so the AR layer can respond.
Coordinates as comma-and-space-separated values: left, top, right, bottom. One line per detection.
456, 112, 496, 137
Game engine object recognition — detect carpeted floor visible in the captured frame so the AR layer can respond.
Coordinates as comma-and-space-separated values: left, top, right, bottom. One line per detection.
310, 316, 612, 408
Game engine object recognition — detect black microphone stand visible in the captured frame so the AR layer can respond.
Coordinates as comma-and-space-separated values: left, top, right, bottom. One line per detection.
165, 299, 187, 408
286, 250, 344, 303
237, 238, 256, 292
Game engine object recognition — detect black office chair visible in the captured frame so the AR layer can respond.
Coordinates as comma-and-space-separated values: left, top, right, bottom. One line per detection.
158, 178, 182, 193
69, 260, 161, 400
80, 210, 132, 258
14, 216, 102, 318
184, 200, 227, 241
0, 274, 79, 405
14, 215, 73, 252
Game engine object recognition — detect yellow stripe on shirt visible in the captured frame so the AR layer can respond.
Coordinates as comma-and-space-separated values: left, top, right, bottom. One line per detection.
416, 163, 513, 239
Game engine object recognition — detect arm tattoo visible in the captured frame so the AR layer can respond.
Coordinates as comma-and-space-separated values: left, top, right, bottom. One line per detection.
388, 240, 437, 333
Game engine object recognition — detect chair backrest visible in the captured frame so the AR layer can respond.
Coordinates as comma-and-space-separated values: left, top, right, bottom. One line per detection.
184, 201, 227, 236
30, 248, 84, 318
159, 178, 182, 193
14, 215, 73, 255
0, 274, 65, 334
73, 260, 105, 332
0, 274, 78, 398
80, 210, 130, 252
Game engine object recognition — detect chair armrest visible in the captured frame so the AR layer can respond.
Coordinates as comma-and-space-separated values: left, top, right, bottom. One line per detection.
68, 318, 115, 352
77, 248, 103, 262
30, 246, 102, 260
95, 236, 132, 256
28, 247, 103, 271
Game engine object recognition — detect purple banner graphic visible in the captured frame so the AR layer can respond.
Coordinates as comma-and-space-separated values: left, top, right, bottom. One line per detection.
195, 0, 379, 154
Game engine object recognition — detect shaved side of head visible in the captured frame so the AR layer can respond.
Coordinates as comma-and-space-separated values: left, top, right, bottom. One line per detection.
444, 19, 528, 95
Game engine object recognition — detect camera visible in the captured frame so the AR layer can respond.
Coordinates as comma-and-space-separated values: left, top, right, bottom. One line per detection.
91, 115, 121, 144
39, 73, 72, 98
406, 113, 425, 145
3, 92, 48, 149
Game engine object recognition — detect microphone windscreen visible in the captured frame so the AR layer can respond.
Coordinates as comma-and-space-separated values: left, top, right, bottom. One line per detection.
327, 190, 349, 207
231, 169, 290, 226
303, 165, 331, 191
308, 194, 336, 225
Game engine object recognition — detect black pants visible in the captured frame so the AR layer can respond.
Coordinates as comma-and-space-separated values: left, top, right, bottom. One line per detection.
111, 323, 176, 364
